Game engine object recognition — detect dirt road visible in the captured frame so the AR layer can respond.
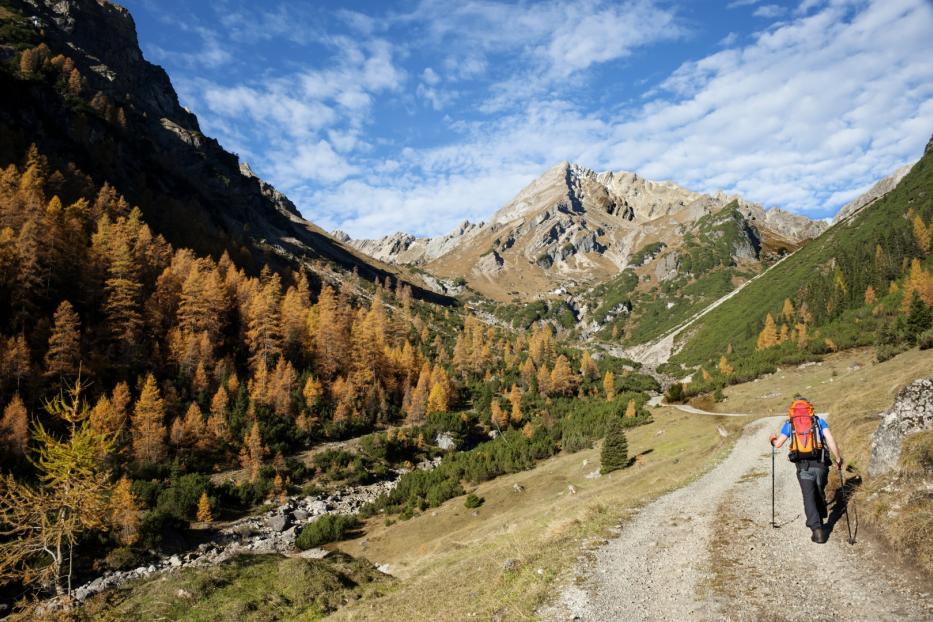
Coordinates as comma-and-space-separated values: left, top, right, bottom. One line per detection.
542, 416, 932, 621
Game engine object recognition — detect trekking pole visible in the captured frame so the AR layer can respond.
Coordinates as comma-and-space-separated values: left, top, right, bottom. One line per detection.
771, 442, 777, 528
838, 465, 855, 544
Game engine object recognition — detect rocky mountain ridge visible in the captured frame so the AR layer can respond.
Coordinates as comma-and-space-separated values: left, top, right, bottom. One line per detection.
0, 0, 447, 301
343, 162, 827, 299
832, 163, 915, 225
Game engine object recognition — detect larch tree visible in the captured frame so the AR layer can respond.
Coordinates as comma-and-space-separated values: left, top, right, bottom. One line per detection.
246, 269, 284, 371
756, 313, 778, 351
549, 355, 576, 397
864, 285, 876, 305
103, 229, 143, 359
913, 214, 931, 254
196, 491, 213, 523
718, 355, 734, 377
603, 371, 615, 401
45, 300, 81, 379
624, 399, 637, 419
131, 374, 167, 465
580, 351, 599, 380
490, 400, 508, 430
780, 298, 795, 322
239, 421, 265, 483
110, 475, 140, 546
508, 384, 523, 424
0, 378, 111, 595
0, 394, 29, 457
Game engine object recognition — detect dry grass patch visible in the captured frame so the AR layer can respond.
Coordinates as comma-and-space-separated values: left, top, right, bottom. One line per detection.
328, 407, 746, 621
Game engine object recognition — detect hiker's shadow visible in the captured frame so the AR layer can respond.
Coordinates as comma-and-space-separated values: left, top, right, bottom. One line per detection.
824, 471, 861, 542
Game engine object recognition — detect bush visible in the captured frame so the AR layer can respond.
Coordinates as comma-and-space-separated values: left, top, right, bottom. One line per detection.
464, 493, 484, 508
600, 418, 629, 474
918, 328, 933, 350
876, 343, 909, 362
665, 382, 686, 403
295, 514, 362, 550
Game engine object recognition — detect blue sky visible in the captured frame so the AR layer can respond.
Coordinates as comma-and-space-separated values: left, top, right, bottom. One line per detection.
123, 0, 933, 238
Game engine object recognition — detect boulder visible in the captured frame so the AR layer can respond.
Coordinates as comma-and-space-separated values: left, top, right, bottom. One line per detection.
266, 512, 290, 533
869, 378, 933, 476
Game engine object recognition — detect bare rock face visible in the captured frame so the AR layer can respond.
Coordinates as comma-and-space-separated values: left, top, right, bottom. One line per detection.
347, 161, 827, 299
832, 164, 914, 225
869, 378, 933, 476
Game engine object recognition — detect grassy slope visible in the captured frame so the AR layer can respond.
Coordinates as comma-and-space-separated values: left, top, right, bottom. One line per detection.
673, 150, 933, 367
66, 553, 390, 622
331, 407, 746, 620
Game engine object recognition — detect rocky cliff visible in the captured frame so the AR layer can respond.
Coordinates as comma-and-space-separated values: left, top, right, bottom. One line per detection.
869, 377, 933, 476
0, 0, 448, 302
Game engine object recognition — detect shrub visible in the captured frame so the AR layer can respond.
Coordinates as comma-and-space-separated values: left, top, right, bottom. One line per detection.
295, 514, 361, 550
918, 328, 933, 350
876, 343, 909, 362
665, 382, 685, 403
464, 493, 484, 508
600, 418, 629, 474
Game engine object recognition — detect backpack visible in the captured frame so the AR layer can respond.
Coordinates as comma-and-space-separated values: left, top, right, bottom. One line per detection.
786, 399, 826, 463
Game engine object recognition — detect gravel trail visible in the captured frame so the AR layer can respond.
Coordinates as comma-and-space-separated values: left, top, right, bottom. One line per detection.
542, 416, 932, 621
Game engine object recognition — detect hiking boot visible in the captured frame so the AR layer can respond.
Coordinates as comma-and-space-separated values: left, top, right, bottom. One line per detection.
811, 527, 826, 543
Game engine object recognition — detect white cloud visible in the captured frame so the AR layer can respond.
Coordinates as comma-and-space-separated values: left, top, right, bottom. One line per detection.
753, 4, 788, 18
314, 0, 933, 236
422, 67, 440, 85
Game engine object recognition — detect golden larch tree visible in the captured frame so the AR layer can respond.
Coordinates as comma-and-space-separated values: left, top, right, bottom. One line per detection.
913, 214, 931, 254
756, 313, 778, 351
508, 384, 523, 424
780, 298, 794, 322
490, 400, 508, 430
864, 285, 876, 305
239, 421, 265, 482
196, 491, 213, 523
110, 475, 140, 546
718, 355, 734, 377
0, 394, 29, 457
549, 355, 576, 397
624, 399, 637, 418
603, 371, 615, 401
44, 300, 81, 378
131, 374, 167, 465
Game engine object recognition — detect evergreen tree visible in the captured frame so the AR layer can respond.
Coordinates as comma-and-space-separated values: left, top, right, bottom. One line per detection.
600, 417, 629, 474
906, 291, 933, 340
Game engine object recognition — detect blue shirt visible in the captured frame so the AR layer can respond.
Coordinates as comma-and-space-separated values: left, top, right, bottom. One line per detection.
781, 416, 828, 438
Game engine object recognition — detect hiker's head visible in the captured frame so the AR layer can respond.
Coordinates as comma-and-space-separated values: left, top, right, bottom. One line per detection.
792, 393, 809, 403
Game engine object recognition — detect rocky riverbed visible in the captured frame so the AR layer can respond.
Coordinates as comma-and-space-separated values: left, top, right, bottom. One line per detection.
67, 458, 441, 604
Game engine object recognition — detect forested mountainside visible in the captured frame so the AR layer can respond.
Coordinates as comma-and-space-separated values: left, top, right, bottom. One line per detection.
0, 0, 447, 303
662, 136, 933, 397
0, 131, 663, 612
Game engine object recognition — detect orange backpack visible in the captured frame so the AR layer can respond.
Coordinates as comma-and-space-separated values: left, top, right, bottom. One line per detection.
787, 399, 825, 463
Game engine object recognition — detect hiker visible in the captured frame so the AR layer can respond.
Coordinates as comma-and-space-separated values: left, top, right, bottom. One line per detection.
769, 397, 843, 543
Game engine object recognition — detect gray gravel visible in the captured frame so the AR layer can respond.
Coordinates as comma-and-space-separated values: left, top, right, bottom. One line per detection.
541, 416, 932, 621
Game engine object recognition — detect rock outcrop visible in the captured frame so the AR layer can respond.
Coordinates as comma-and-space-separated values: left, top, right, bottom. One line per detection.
832, 164, 915, 225
868, 378, 933, 476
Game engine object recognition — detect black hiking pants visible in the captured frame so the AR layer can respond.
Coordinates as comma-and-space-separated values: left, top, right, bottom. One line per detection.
796, 460, 829, 530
